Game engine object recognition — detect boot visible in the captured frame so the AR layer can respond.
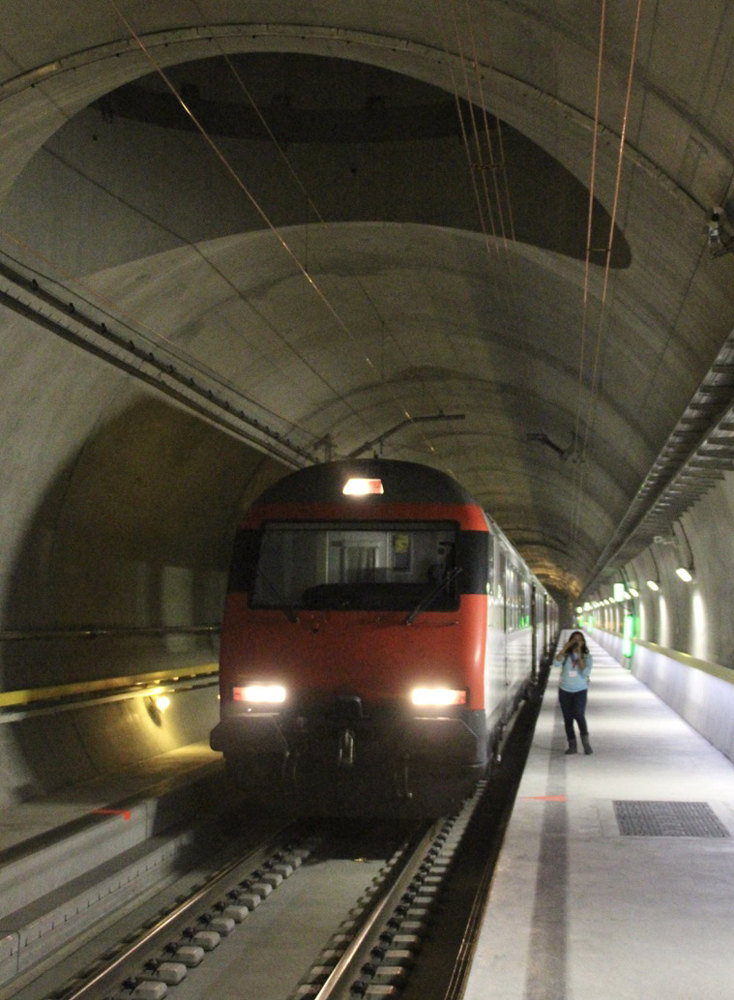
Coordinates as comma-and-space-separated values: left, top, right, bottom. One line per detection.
581, 734, 593, 755
564, 739, 577, 755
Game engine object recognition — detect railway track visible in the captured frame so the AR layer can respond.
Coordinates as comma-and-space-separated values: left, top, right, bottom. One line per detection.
34, 808, 478, 1000
8, 799, 482, 1000
6, 672, 546, 1000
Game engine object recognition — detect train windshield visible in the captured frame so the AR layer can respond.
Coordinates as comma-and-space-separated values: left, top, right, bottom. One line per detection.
250, 521, 459, 612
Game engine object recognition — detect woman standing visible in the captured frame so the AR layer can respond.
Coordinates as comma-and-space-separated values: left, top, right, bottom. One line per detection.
555, 631, 593, 755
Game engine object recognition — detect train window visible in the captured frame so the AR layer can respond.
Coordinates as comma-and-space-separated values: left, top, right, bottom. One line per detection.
507, 564, 519, 630
226, 529, 262, 592
521, 579, 532, 628
484, 535, 495, 596
250, 521, 459, 611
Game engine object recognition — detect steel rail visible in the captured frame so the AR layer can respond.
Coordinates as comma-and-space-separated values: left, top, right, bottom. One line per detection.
50, 820, 303, 1000
312, 820, 438, 1000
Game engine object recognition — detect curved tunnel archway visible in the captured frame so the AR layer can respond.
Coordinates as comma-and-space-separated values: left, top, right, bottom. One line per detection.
2, 4, 734, 813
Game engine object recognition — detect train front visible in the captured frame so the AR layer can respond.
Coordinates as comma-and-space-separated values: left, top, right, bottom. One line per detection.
210, 459, 491, 816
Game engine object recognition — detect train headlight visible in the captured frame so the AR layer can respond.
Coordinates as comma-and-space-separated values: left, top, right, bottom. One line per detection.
410, 687, 467, 707
233, 683, 287, 704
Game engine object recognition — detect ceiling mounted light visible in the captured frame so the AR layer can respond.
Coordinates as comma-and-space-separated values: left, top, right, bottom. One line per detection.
707, 206, 734, 258
646, 546, 662, 594
673, 522, 695, 584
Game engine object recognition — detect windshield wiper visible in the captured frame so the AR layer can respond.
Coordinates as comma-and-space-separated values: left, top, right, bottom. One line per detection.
403, 567, 462, 625
254, 572, 299, 622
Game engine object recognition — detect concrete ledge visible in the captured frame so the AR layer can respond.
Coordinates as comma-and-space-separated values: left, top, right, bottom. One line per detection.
0, 761, 236, 990
0, 758, 224, 920
0, 826, 197, 986
0, 800, 152, 921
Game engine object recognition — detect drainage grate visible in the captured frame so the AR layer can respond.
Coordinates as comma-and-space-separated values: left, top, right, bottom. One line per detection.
614, 801, 729, 838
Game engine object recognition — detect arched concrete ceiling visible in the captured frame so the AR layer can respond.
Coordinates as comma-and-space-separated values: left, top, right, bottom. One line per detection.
1, 0, 734, 625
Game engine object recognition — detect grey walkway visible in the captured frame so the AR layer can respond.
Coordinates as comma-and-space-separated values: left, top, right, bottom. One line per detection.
464, 633, 734, 1000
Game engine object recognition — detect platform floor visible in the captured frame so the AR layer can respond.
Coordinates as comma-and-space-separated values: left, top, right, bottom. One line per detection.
464, 633, 734, 1000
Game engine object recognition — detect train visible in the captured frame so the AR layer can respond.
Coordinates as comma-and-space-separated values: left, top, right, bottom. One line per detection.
210, 458, 558, 816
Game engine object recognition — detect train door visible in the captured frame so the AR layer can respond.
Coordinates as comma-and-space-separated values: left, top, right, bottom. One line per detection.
486, 543, 508, 742
531, 583, 537, 680
498, 548, 507, 633
500, 550, 510, 730
483, 531, 496, 723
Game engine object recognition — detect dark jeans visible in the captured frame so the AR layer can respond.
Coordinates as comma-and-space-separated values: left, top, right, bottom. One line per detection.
558, 688, 589, 741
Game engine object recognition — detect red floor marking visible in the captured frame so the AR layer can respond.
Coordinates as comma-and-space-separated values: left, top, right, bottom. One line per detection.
92, 809, 132, 819
522, 795, 567, 802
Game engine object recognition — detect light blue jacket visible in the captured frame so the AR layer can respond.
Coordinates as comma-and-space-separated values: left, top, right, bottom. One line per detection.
556, 651, 592, 692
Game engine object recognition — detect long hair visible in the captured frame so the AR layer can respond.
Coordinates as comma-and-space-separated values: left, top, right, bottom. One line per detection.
568, 630, 589, 656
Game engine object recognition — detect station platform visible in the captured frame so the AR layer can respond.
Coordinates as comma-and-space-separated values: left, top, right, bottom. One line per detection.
463, 632, 734, 1000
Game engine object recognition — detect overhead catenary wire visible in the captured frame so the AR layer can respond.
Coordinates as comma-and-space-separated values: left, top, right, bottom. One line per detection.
434, 0, 531, 384
459, 0, 517, 247
570, 0, 644, 546
107, 0, 468, 473
573, 0, 607, 448
0, 57, 380, 454
433, 0, 523, 501
183, 0, 462, 465
569, 0, 608, 543
457, 0, 536, 394
437, 0, 519, 317
435, 0, 542, 511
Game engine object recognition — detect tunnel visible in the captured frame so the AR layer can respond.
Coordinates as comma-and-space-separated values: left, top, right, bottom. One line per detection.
1, 4, 734, 811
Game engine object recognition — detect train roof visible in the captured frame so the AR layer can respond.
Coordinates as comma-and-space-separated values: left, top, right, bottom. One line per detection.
254, 458, 481, 507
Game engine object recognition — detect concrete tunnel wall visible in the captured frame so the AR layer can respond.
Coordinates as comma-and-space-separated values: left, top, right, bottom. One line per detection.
2, 9, 734, 810
2, 687, 221, 811
585, 473, 734, 672
592, 628, 734, 764
0, 277, 289, 807
2, 237, 733, 807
